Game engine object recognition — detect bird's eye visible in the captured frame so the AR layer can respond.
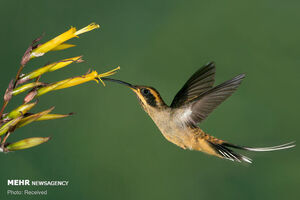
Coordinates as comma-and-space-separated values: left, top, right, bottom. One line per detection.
141, 88, 150, 95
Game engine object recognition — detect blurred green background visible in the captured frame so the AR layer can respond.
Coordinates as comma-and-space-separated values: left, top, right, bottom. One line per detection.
0, 0, 299, 199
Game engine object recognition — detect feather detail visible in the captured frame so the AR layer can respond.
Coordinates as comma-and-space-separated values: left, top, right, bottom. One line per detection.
193, 129, 295, 163
171, 62, 216, 108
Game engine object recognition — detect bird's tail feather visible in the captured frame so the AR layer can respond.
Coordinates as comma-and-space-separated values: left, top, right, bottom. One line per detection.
208, 140, 295, 163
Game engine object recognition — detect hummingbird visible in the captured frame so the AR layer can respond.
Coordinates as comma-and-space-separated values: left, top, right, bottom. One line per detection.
102, 62, 295, 163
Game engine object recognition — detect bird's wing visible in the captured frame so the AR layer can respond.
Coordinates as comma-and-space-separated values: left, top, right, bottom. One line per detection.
174, 74, 245, 126
170, 62, 216, 108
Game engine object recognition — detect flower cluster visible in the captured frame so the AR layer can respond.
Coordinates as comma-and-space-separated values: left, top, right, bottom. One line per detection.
0, 23, 119, 152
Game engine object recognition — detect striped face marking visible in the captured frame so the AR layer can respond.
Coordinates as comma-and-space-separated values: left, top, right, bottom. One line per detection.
140, 88, 157, 107
132, 87, 164, 108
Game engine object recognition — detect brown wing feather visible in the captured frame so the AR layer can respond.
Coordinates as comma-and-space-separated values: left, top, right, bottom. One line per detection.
171, 62, 216, 108
188, 74, 245, 124
173, 74, 245, 127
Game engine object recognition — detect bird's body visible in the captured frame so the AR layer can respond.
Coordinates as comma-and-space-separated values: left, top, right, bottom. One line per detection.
103, 62, 295, 163
140, 99, 221, 158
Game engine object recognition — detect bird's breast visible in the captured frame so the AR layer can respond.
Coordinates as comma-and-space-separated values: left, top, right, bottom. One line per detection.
147, 109, 196, 149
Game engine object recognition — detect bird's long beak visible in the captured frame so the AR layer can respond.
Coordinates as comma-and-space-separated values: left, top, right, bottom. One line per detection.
101, 77, 137, 92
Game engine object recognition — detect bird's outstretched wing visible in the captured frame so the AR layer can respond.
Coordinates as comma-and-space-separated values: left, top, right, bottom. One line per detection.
170, 62, 216, 108
187, 74, 245, 124
171, 64, 245, 125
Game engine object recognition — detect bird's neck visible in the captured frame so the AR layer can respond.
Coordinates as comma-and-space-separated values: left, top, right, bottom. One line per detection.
142, 103, 170, 120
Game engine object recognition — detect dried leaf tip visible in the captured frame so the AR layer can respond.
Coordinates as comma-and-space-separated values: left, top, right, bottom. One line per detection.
4, 80, 14, 102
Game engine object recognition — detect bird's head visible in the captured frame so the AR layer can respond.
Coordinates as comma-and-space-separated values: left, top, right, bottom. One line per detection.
102, 78, 166, 112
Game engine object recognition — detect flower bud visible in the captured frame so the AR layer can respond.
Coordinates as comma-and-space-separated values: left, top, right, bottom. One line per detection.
6, 137, 51, 151
4, 102, 37, 120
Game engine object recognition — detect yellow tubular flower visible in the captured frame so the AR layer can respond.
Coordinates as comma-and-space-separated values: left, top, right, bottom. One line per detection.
54, 66, 120, 90
36, 80, 70, 97
30, 23, 100, 59
53, 71, 100, 90
49, 56, 83, 72
35, 67, 119, 97
75, 23, 100, 36
97, 66, 120, 86
51, 43, 76, 51
30, 27, 76, 58
18, 56, 83, 85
